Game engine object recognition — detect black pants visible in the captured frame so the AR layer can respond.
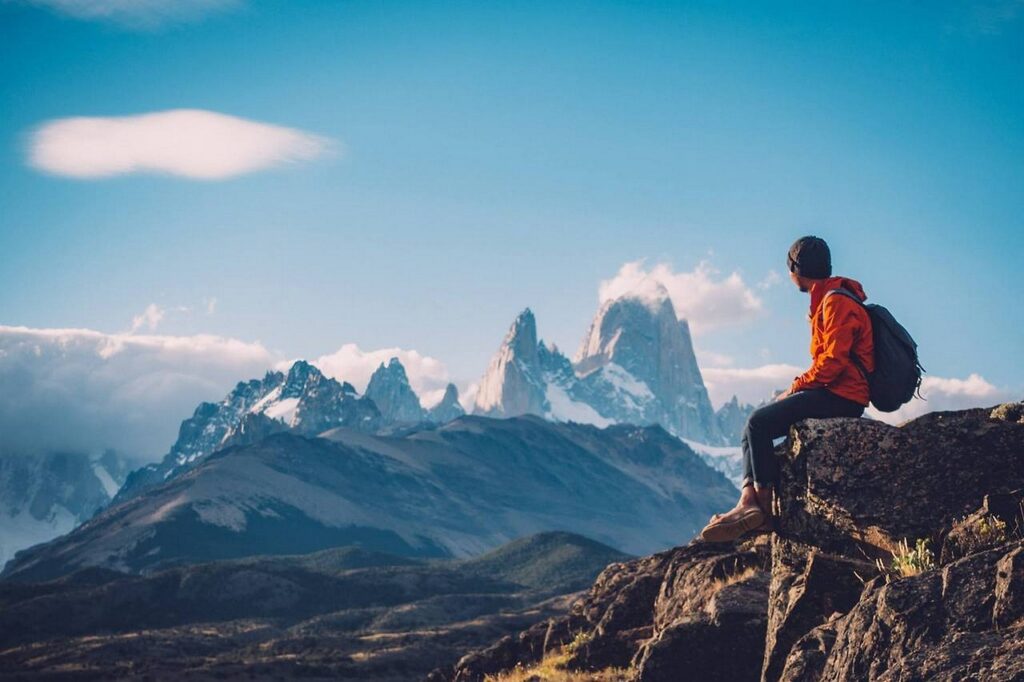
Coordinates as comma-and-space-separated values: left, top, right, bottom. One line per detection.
741, 388, 865, 489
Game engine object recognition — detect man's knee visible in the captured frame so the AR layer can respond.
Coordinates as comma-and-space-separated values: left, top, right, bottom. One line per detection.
745, 400, 795, 438
745, 405, 772, 432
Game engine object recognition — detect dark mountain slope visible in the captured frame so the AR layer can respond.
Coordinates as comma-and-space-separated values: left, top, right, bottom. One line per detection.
0, 532, 625, 681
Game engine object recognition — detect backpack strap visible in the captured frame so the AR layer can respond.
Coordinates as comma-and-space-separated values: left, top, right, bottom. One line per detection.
820, 288, 871, 380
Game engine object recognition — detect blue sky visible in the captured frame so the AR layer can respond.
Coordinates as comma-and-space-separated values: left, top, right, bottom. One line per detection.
1, 1, 1022, 431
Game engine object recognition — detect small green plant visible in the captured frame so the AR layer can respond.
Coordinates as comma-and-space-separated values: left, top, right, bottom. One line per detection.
977, 514, 1008, 542
876, 537, 935, 582
944, 512, 1012, 562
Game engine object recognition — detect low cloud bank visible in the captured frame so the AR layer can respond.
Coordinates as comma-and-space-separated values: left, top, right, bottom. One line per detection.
701, 363, 803, 407
0, 327, 450, 462
0, 326, 277, 460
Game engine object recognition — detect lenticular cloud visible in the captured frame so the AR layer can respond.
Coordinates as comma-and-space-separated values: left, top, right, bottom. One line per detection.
28, 109, 334, 180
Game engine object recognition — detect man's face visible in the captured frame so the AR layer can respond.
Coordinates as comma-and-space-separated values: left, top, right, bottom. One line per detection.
789, 270, 809, 293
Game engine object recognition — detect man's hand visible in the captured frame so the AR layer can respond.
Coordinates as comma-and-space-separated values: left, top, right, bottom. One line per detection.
775, 387, 794, 402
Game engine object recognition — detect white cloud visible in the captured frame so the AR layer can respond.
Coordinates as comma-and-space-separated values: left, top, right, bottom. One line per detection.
699, 360, 1019, 424
758, 270, 782, 290
696, 350, 734, 368
204, 297, 218, 315
459, 382, 480, 412
867, 373, 1018, 425
305, 343, 452, 407
598, 260, 763, 334
28, 109, 334, 180
0, 326, 277, 460
129, 303, 164, 333
23, 0, 238, 27
700, 363, 803, 408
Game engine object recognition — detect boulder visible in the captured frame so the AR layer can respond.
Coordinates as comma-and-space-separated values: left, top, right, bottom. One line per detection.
775, 406, 1024, 559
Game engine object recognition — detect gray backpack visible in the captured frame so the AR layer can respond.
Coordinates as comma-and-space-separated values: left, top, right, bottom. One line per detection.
824, 288, 925, 412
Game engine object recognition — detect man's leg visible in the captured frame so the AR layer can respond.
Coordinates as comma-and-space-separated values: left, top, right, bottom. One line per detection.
744, 388, 864, 489
720, 388, 863, 525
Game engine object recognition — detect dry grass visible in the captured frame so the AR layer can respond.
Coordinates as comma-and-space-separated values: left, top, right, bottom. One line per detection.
484, 630, 629, 681
711, 564, 759, 590
485, 656, 630, 681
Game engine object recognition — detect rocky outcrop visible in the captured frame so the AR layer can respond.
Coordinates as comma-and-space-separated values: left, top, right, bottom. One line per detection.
366, 357, 427, 425
761, 539, 872, 681
442, 539, 772, 682
782, 539, 1024, 680
774, 406, 1024, 559
438, 401, 1024, 682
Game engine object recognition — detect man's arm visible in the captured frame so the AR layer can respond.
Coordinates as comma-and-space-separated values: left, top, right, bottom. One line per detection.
789, 295, 862, 393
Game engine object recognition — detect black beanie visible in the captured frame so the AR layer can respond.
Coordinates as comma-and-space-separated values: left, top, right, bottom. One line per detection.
787, 236, 831, 279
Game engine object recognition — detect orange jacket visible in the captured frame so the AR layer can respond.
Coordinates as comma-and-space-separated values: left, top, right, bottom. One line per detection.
789, 276, 875, 406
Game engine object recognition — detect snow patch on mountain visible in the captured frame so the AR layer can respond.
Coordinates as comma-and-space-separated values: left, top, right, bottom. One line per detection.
91, 462, 121, 498
682, 439, 744, 487
263, 397, 299, 426
545, 383, 611, 427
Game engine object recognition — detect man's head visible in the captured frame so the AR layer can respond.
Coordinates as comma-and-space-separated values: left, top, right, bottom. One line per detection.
787, 236, 831, 292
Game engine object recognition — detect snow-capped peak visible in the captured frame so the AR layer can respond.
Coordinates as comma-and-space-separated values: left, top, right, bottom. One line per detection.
473, 299, 730, 445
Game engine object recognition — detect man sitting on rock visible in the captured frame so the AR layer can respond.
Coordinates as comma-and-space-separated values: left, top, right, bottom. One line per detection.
701, 235, 874, 542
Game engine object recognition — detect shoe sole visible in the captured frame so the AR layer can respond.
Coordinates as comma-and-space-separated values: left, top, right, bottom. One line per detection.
700, 509, 766, 543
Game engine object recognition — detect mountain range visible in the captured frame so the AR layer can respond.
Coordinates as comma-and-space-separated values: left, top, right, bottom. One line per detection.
2, 416, 736, 583
2, 290, 753, 571
113, 358, 464, 504
113, 292, 751, 508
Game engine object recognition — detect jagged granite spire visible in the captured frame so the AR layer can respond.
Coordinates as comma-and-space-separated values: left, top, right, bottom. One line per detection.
428, 383, 465, 423
715, 395, 754, 445
574, 293, 725, 444
473, 309, 548, 417
365, 357, 426, 425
